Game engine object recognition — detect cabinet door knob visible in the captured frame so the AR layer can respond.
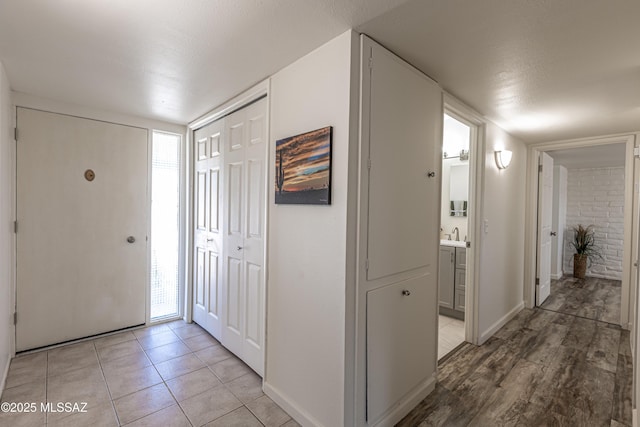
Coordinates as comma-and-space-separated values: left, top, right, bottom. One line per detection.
401, 289, 411, 296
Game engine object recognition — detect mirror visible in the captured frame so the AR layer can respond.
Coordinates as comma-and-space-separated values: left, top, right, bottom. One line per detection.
450, 164, 469, 216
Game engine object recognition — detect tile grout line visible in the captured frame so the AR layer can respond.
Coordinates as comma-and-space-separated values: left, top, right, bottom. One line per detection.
94, 340, 122, 427
147, 329, 195, 427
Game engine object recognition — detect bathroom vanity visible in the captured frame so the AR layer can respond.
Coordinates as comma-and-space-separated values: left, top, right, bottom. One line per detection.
438, 240, 466, 319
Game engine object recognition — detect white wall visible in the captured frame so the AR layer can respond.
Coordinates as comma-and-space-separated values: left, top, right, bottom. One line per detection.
563, 167, 624, 280
0, 61, 14, 394
551, 165, 568, 279
478, 122, 527, 342
440, 157, 469, 240
265, 30, 357, 427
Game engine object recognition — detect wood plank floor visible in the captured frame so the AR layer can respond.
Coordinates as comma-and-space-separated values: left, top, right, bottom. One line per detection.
540, 276, 621, 324
398, 307, 632, 426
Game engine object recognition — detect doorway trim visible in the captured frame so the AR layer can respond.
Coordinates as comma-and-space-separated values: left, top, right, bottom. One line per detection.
184, 78, 270, 327
443, 93, 485, 345
524, 133, 637, 329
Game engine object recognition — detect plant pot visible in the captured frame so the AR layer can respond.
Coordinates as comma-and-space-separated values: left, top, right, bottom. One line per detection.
573, 254, 588, 279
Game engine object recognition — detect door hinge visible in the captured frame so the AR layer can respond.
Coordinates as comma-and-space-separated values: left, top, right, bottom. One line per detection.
13, 221, 17, 234
535, 277, 540, 285
367, 158, 372, 170
634, 147, 640, 158
538, 164, 543, 173
14, 128, 17, 141
13, 312, 17, 325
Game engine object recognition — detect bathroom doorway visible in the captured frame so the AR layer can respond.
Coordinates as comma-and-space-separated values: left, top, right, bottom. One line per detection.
438, 112, 473, 360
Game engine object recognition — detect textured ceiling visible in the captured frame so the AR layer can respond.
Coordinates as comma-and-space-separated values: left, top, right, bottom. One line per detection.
548, 144, 626, 169
0, 0, 410, 125
358, 0, 640, 143
1, 0, 638, 143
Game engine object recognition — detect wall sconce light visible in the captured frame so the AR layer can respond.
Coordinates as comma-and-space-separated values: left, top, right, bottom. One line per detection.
495, 150, 512, 169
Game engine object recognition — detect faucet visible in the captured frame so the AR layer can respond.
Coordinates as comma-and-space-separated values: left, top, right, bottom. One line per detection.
452, 227, 460, 241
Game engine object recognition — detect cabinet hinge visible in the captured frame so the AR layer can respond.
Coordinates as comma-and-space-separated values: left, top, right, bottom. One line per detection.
365, 259, 369, 271
538, 164, 543, 173
13, 221, 17, 234
367, 158, 372, 170
14, 127, 17, 141
13, 312, 17, 325
634, 147, 640, 158
368, 56, 373, 69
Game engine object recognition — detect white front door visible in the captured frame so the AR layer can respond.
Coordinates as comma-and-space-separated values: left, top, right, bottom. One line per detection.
16, 108, 148, 351
537, 152, 554, 305
192, 119, 224, 338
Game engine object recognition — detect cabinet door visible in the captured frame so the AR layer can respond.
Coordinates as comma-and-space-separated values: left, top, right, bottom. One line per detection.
455, 290, 466, 312
455, 268, 466, 292
367, 275, 433, 424
439, 247, 455, 309
455, 247, 466, 270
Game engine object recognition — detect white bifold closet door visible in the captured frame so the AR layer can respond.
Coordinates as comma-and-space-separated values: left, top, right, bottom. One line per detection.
192, 98, 267, 376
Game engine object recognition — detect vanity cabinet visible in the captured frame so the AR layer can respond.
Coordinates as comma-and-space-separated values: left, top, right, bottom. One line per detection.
439, 245, 466, 318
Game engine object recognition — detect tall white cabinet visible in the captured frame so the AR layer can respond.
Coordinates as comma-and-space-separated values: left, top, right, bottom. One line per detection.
357, 36, 442, 426
192, 97, 268, 376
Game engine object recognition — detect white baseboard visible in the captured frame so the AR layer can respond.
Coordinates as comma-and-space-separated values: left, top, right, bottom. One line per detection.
478, 301, 525, 345
264, 373, 436, 427
550, 273, 562, 280
263, 381, 326, 427
371, 373, 436, 427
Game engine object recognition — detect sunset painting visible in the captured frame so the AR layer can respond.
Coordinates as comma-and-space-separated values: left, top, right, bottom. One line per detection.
275, 126, 332, 205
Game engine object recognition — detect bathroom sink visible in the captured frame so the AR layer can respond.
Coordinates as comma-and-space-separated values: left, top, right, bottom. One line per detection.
440, 239, 467, 248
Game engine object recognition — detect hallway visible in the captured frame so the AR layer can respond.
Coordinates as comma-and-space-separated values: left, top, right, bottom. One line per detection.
399, 307, 632, 426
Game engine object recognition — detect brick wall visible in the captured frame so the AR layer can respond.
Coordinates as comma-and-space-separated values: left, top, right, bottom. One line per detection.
563, 167, 624, 280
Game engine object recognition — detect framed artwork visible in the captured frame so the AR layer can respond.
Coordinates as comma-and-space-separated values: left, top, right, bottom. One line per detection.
275, 126, 332, 205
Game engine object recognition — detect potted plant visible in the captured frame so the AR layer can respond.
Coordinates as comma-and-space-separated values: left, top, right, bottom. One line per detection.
569, 224, 601, 279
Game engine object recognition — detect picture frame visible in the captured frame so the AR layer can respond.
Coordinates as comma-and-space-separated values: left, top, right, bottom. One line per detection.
275, 126, 332, 205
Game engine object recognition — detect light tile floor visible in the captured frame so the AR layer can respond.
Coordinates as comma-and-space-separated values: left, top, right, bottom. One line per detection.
0, 320, 299, 426
438, 314, 465, 360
